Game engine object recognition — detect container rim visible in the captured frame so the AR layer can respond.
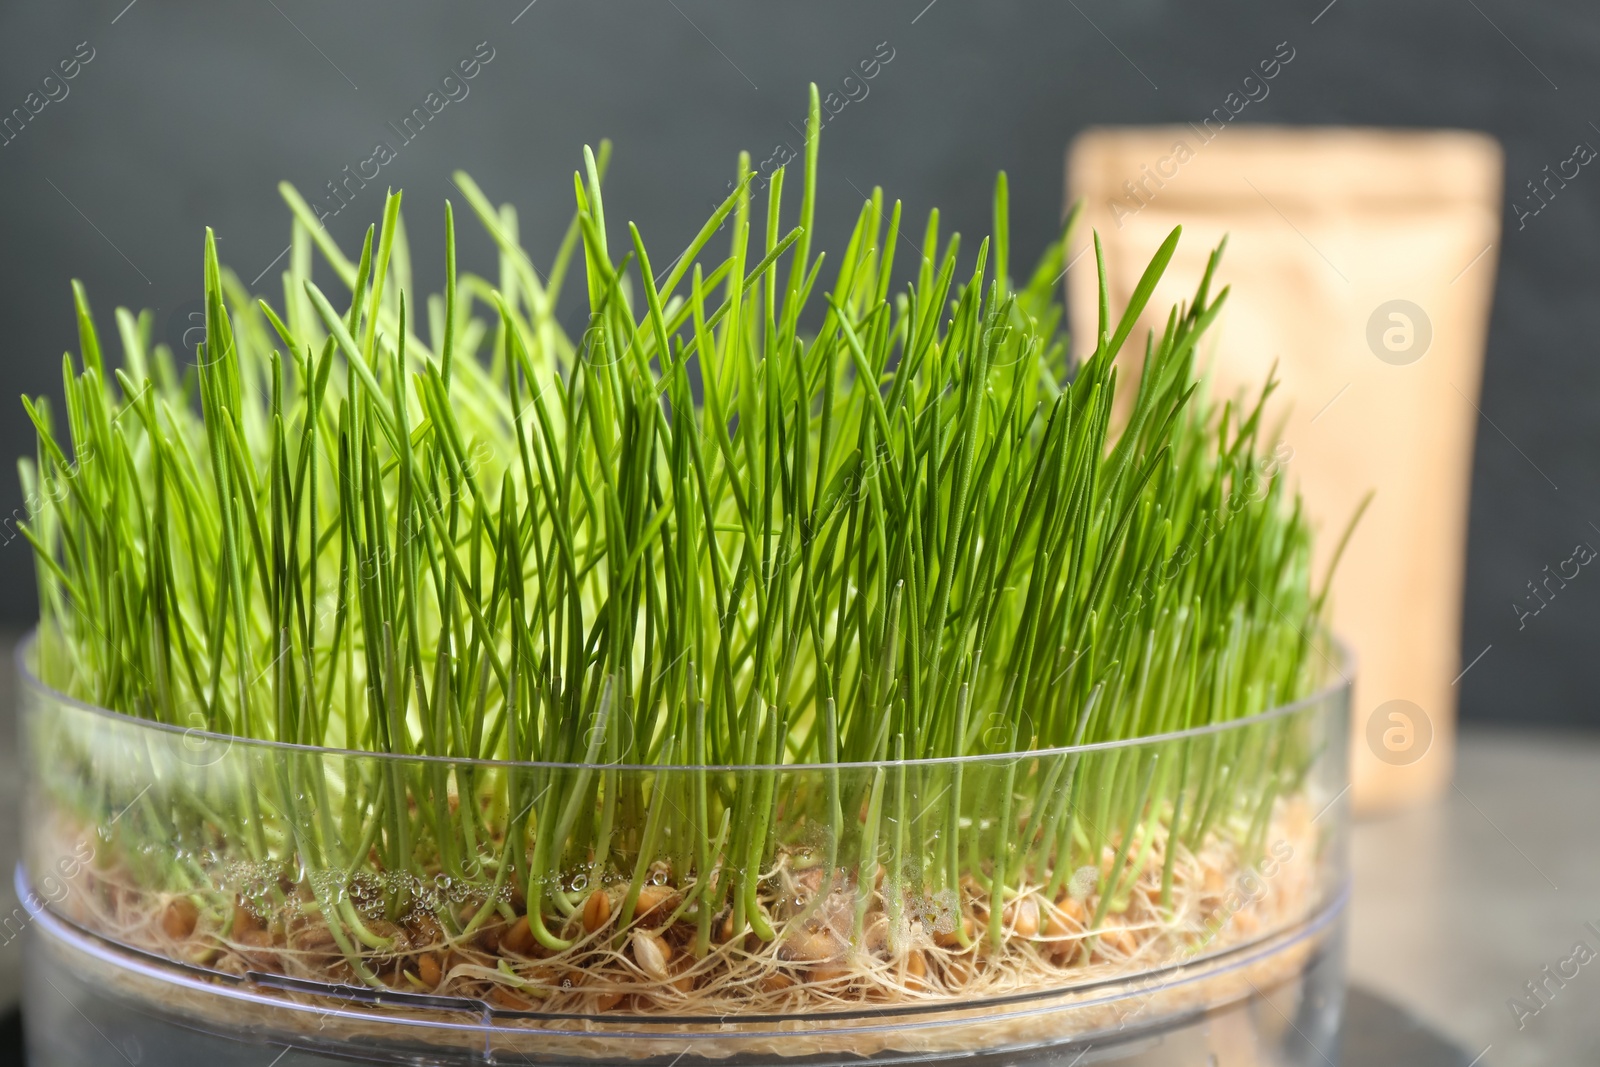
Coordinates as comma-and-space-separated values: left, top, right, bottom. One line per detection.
17, 628, 1351, 771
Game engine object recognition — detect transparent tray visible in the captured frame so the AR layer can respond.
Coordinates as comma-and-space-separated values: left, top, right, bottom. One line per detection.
19, 637, 1351, 1064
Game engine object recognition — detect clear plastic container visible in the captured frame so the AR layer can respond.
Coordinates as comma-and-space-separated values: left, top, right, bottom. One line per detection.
18, 635, 1350, 1065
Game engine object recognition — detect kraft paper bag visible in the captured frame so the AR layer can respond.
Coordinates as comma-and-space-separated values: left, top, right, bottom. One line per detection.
1067, 126, 1502, 813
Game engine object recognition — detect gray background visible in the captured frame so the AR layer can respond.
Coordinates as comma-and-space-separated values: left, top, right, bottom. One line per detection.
0, 0, 1597, 728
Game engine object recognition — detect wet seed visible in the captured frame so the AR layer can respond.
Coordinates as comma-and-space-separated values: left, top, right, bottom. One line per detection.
416, 952, 442, 988
758, 971, 795, 993
780, 927, 843, 963
904, 948, 928, 991
581, 890, 611, 933
500, 915, 535, 956
634, 885, 678, 923
808, 961, 852, 984
932, 915, 975, 948
162, 897, 198, 940
488, 985, 534, 1011
1006, 897, 1040, 938
632, 930, 671, 979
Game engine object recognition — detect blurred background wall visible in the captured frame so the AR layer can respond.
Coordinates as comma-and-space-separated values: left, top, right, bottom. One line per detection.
0, 0, 1596, 729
